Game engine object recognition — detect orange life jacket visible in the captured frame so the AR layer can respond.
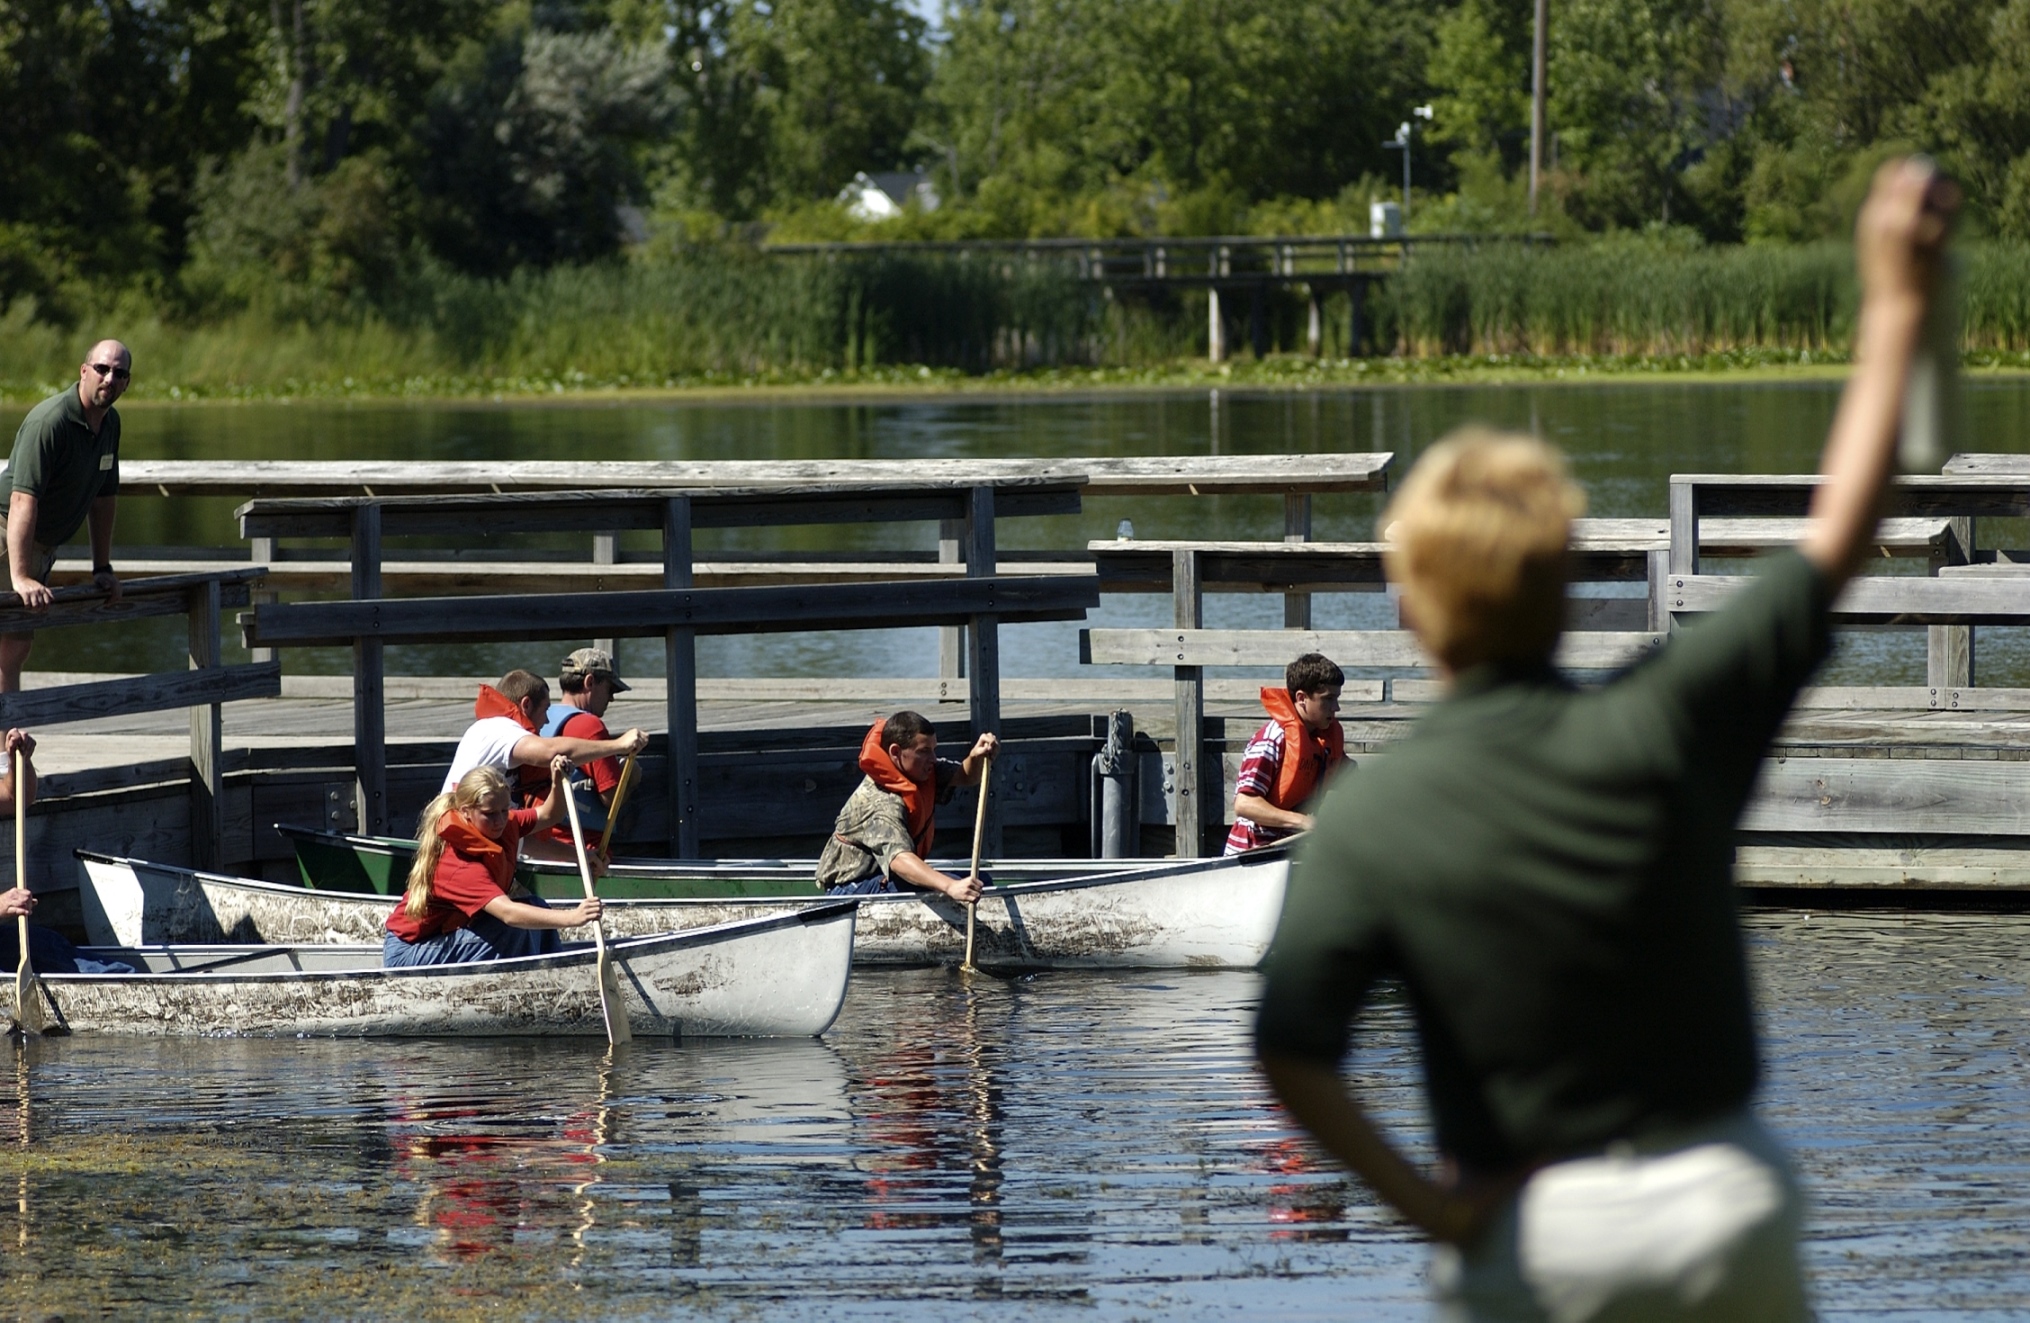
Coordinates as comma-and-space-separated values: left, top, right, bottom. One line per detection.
472, 686, 545, 803
1260, 687, 1345, 810
857, 720, 936, 856
474, 684, 537, 731
435, 810, 516, 894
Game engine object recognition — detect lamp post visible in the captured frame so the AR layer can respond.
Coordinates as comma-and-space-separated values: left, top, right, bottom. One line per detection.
1381, 104, 1435, 222
1529, 0, 1547, 215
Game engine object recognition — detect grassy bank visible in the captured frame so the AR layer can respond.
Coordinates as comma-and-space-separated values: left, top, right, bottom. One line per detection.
7, 241, 2030, 403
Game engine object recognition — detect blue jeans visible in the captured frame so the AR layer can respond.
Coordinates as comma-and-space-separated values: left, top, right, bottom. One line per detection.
824, 873, 902, 896
383, 902, 563, 967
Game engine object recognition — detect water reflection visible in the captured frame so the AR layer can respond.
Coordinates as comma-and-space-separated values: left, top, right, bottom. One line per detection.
0, 933, 2015, 1316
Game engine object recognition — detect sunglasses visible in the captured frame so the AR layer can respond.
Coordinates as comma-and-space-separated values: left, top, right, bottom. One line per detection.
87, 362, 131, 381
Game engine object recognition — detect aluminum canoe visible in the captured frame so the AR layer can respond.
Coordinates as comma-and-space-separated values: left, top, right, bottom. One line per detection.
40, 902, 856, 1038
79, 846, 1289, 970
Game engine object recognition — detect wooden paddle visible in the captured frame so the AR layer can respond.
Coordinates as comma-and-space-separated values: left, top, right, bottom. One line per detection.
595, 750, 639, 863
10, 750, 45, 1037
564, 780, 630, 1046
960, 755, 993, 974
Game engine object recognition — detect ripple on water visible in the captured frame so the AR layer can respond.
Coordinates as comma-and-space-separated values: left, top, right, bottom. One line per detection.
0, 922, 2020, 1318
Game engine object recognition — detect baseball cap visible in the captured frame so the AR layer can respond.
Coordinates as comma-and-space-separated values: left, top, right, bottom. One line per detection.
561, 647, 630, 692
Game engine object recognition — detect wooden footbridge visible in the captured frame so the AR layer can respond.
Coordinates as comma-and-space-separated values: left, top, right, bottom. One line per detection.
12, 448, 2030, 911
762, 234, 1550, 362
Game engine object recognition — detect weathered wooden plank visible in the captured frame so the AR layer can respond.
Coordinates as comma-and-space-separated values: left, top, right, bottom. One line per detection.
1082, 628, 1663, 671
1380, 682, 2030, 712
1283, 493, 1312, 629
351, 506, 388, 836
967, 486, 1003, 856
1173, 550, 1206, 858
665, 495, 699, 858
244, 575, 1101, 648
1668, 572, 2030, 624
1942, 453, 2030, 476
1674, 473, 2030, 519
0, 663, 279, 728
188, 581, 224, 870
1733, 843, 2030, 889
142, 454, 1389, 499
0, 570, 258, 633
237, 480, 1085, 540
1743, 757, 2030, 835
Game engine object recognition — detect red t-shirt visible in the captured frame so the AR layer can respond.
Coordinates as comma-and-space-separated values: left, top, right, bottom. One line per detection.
528, 708, 622, 846
385, 808, 538, 943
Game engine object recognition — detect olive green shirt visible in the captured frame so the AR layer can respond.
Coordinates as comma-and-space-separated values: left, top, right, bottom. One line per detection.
815, 759, 960, 889
3, 386, 121, 547
1255, 551, 1833, 1172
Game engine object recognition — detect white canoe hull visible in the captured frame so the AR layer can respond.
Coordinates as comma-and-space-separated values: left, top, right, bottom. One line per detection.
79, 849, 1288, 969
44, 905, 856, 1038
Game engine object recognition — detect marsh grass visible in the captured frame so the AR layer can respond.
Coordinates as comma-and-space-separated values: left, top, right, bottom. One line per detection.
8, 240, 2030, 399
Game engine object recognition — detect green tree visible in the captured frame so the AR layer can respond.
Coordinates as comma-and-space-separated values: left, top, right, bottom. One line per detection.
418, 23, 674, 272
1547, 0, 1726, 229
926, 0, 1437, 236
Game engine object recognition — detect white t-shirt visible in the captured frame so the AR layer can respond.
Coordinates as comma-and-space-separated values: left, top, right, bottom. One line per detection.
442, 716, 532, 793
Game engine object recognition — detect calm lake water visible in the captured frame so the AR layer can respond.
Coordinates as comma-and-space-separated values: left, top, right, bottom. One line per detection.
15, 377, 2030, 681
0, 910, 2024, 1319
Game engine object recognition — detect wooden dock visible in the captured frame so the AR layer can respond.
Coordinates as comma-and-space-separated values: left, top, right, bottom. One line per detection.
12, 449, 2030, 907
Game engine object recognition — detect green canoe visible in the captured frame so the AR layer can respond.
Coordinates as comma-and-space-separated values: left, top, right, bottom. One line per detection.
278, 823, 1159, 900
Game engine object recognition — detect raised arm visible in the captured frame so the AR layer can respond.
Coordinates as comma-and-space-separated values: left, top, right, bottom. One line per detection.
511, 727, 648, 770
1801, 160, 1958, 589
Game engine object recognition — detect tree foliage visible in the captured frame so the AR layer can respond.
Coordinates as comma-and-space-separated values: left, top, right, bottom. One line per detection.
5, 0, 2030, 329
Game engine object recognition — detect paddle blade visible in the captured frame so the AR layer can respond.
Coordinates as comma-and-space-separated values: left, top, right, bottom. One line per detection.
11, 966, 44, 1038
596, 948, 631, 1045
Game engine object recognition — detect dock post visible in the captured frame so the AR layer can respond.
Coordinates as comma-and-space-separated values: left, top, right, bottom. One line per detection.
187, 580, 223, 868
1284, 493, 1313, 629
1928, 516, 1974, 689
1646, 549, 1670, 632
1307, 289, 1323, 357
1172, 548, 1206, 857
351, 505, 387, 836
592, 531, 618, 660
1207, 285, 1225, 363
938, 517, 964, 697
248, 535, 276, 665
965, 486, 1002, 857
664, 497, 700, 858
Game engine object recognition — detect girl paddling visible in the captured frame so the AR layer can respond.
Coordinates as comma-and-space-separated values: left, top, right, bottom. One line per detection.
384, 756, 603, 967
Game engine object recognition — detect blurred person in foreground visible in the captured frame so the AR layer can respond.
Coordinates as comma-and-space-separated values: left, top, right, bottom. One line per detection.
1253, 159, 1956, 1321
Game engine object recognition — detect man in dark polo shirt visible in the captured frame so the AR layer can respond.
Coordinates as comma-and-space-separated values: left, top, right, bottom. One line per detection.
1254, 160, 1955, 1319
0, 339, 128, 691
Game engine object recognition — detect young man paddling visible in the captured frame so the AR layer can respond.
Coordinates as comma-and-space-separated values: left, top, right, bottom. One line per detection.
817, 710, 996, 901
440, 668, 646, 860
1254, 159, 1955, 1319
1226, 652, 1346, 854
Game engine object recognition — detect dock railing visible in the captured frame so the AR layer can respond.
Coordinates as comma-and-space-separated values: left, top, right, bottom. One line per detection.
237, 478, 1099, 857
1665, 472, 2030, 695
1082, 514, 1960, 854
0, 568, 280, 869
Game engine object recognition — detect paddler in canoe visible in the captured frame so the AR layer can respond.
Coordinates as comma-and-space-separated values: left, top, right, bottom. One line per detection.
440, 667, 647, 862
0, 728, 132, 973
384, 755, 605, 967
817, 710, 997, 901
1225, 652, 1346, 854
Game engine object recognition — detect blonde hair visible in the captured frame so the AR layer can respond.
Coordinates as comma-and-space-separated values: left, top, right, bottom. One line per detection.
402, 766, 512, 919
1382, 427, 1587, 672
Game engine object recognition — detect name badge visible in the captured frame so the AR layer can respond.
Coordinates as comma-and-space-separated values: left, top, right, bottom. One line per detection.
98, 454, 114, 471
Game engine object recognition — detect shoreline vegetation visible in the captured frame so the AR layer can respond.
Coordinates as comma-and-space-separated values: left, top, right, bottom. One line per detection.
9, 239, 2030, 405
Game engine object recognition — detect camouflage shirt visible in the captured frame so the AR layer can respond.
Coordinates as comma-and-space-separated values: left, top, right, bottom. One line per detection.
814, 759, 961, 890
